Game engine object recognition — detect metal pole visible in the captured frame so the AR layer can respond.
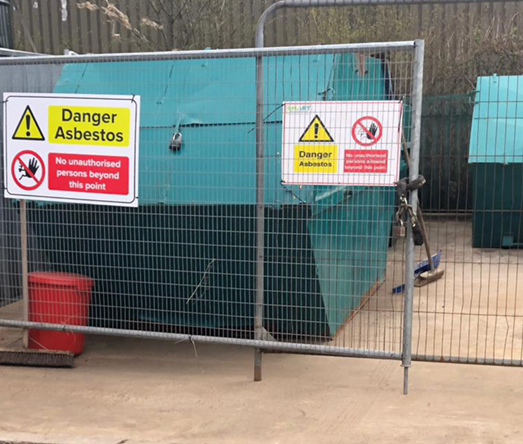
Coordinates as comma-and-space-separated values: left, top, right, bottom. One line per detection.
20, 199, 29, 347
0, 47, 42, 57
0, 42, 417, 66
267, 0, 523, 7
402, 39, 425, 395
253, 4, 281, 382
253, 47, 265, 381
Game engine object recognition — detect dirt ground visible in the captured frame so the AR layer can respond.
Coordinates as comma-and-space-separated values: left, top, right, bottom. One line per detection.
1, 219, 523, 443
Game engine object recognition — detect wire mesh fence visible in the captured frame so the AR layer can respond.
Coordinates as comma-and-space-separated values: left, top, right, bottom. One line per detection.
0, 42, 421, 366
2, 36, 522, 381
1, 36, 522, 391
412, 78, 523, 366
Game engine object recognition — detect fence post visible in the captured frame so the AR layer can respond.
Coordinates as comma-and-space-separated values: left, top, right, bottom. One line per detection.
253, 3, 286, 382
20, 199, 29, 347
402, 39, 425, 395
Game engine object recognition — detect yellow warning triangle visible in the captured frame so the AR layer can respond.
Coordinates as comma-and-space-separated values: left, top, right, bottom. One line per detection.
299, 115, 334, 142
12, 106, 45, 141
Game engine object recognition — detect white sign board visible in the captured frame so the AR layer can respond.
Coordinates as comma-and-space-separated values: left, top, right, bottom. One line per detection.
282, 101, 403, 186
3, 93, 140, 206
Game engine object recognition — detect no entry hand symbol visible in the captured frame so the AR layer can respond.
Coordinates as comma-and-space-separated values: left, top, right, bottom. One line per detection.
11, 150, 46, 191
351, 116, 383, 146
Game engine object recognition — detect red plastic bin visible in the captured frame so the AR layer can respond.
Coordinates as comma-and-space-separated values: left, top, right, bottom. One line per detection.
28, 272, 94, 355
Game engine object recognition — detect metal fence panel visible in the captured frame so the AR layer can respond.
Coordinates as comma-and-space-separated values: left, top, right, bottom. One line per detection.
412, 78, 523, 367
0, 42, 420, 378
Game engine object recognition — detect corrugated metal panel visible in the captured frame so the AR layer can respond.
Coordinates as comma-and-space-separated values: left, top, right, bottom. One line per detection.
11, 0, 523, 56
0, 0, 12, 49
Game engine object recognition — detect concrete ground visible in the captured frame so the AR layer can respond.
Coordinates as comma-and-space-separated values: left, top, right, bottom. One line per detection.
1, 219, 523, 443
338, 218, 523, 363
1, 334, 523, 444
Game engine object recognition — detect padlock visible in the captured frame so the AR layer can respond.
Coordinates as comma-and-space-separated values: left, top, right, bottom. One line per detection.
169, 132, 183, 152
393, 222, 406, 238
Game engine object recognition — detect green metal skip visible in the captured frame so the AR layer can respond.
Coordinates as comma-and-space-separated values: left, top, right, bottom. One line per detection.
31, 52, 397, 338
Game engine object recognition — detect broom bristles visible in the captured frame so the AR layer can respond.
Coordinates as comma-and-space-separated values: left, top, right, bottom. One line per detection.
415, 268, 445, 287
0, 349, 75, 368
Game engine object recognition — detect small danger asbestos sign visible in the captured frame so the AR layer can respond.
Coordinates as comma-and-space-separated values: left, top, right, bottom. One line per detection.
3, 93, 140, 206
282, 101, 403, 186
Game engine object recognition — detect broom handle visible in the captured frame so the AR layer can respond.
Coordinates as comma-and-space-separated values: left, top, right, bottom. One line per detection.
416, 206, 435, 271
401, 136, 435, 272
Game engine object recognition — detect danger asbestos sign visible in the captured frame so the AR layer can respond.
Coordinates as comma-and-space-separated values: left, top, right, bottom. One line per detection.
49, 106, 130, 146
281, 101, 403, 186
3, 93, 140, 206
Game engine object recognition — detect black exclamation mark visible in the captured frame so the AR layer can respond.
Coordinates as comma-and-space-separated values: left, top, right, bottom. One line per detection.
314, 122, 319, 139
25, 114, 31, 137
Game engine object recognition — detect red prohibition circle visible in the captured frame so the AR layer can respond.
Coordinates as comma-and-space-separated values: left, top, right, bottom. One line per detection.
11, 150, 46, 191
351, 116, 383, 146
